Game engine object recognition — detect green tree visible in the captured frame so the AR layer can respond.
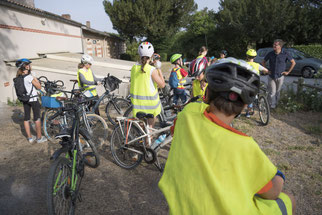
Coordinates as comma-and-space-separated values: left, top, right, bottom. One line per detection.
103, 0, 197, 49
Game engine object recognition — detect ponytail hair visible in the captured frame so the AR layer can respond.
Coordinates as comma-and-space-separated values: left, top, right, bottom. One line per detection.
199, 46, 208, 55
140, 56, 149, 73
78, 63, 85, 69
16, 68, 24, 77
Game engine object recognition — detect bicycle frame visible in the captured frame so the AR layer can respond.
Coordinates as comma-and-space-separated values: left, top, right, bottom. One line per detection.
115, 117, 172, 155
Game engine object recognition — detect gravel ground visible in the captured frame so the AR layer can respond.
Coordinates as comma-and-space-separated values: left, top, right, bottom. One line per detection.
0, 102, 321, 215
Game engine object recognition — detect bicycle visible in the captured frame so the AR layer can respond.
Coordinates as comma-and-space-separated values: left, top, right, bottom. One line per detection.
110, 112, 172, 172
248, 81, 270, 125
40, 78, 108, 146
111, 97, 199, 172
47, 95, 100, 215
72, 74, 131, 126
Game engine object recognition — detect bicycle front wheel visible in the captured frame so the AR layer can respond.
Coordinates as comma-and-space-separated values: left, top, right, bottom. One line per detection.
105, 98, 131, 125
79, 130, 100, 168
110, 123, 144, 169
258, 95, 270, 126
47, 157, 75, 215
84, 114, 108, 148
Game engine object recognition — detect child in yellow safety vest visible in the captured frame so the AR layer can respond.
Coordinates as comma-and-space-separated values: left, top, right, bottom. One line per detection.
169, 54, 188, 105
159, 58, 295, 215
245, 49, 269, 117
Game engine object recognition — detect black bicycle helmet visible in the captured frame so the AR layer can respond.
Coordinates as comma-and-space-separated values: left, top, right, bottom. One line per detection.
220, 50, 228, 56
205, 57, 260, 104
15, 58, 31, 69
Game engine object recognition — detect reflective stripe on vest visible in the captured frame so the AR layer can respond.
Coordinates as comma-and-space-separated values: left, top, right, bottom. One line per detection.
247, 62, 260, 75
77, 68, 97, 96
173, 67, 186, 89
130, 63, 161, 117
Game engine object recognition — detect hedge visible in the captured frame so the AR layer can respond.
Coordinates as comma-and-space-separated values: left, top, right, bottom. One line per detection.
159, 53, 168, 62
293, 44, 322, 60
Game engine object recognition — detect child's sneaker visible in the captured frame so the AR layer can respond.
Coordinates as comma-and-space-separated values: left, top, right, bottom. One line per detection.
36, 136, 47, 143
245, 113, 251, 118
28, 136, 36, 143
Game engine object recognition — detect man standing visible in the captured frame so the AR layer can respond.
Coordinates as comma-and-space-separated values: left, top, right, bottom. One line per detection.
262, 39, 296, 109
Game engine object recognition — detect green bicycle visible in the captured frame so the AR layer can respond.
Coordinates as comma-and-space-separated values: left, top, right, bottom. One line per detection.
47, 95, 100, 215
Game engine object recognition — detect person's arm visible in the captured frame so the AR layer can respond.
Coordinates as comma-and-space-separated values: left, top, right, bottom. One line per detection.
282, 59, 296, 76
258, 175, 284, 200
258, 64, 269, 75
151, 68, 165, 88
79, 72, 96, 86
32, 77, 41, 90
92, 73, 103, 84
180, 68, 188, 77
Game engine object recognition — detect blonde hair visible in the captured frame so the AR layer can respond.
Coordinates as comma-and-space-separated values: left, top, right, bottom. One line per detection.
78, 63, 85, 69
16, 68, 24, 77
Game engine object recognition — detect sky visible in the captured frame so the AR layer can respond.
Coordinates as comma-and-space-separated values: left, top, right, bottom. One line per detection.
34, 0, 220, 34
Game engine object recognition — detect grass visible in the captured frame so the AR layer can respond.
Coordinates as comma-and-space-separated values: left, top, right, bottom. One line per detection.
7, 97, 23, 106
287, 146, 315, 151
304, 124, 322, 135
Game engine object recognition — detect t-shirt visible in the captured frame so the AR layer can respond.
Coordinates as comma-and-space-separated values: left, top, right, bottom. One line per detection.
24, 74, 38, 102
264, 50, 293, 79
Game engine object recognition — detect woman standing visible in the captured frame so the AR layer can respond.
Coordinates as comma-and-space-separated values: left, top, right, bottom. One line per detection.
130, 42, 165, 127
15, 59, 47, 143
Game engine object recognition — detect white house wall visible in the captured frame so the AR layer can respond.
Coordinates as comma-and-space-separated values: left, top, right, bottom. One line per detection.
0, 5, 83, 61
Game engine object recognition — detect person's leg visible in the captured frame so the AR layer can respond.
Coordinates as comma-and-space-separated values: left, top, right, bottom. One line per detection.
275, 76, 285, 107
173, 89, 179, 105
23, 102, 32, 138
268, 77, 277, 108
31, 101, 42, 139
284, 192, 296, 215
180, 89, 187, 104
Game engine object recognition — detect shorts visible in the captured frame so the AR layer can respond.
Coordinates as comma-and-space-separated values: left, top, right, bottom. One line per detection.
23, 100, 41, 121
255, 192, 292, 215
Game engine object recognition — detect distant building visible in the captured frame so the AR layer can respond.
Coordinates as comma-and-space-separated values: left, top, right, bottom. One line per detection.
0, 0, 126, 61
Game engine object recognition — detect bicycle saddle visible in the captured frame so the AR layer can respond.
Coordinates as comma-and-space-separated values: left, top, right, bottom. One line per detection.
136, 112, 154, 119
55, 128, 71, 139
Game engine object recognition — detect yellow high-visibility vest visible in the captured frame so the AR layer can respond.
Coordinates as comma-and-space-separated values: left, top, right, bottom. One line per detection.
130, 63, 161, 117
172, 67, 186, 89
77, 68, 97, 96
192, 79, 207, 101
247, 62, 260, 75
159, 102, 292, 215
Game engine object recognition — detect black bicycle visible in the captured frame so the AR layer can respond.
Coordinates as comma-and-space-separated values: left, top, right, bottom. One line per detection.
47, 94, 100, 215
251, 82, 270, 125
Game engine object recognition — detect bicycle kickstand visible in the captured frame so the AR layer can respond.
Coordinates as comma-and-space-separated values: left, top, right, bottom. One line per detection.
154, 156, 164, 172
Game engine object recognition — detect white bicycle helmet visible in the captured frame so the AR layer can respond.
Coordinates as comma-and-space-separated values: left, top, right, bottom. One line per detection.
138, 42, 154, 58
81, 54, 94, 65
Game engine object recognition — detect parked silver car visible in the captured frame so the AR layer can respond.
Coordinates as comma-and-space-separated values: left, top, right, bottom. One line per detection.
254, 48, 322, 78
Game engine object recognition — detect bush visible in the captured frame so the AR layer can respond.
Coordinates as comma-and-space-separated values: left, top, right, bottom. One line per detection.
293, 44, 322, 60
279, 84, 322, 112
159, 53, 168, 62
120, 53, 132, 61
7, 97, 22, 106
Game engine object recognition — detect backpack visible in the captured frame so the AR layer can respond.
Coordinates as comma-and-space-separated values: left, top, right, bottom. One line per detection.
189, 57, 208, 77
169, 70, 179, 89
13, 75, 34, 102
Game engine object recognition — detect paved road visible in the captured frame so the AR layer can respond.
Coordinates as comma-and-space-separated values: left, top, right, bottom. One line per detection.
260, 75, 321, 90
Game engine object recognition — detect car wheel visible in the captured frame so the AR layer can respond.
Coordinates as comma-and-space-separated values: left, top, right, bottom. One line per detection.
302, 67, 314, 78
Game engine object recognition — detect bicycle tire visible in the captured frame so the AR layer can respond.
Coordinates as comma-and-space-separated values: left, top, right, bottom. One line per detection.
110, 123, 144, 169
84, 114, 108, 148
43, 108, 72, 142
105, 98, 131, 125
258, 95, 270, 126
47, 157, 76, 215
79, 130, 100, 168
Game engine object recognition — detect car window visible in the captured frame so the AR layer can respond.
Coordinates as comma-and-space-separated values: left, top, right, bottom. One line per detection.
293, 49, 312, 58
257, 49, 267, 57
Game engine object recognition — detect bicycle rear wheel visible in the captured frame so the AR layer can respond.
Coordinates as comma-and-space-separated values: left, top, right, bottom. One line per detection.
110, 123, 144, 169
105, 98, 131, 125
43, 108, 72, 142
47, 157, 75, 215
84, 114, 108, 148
79, 130, 100, 168
258, 95, 270, 125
